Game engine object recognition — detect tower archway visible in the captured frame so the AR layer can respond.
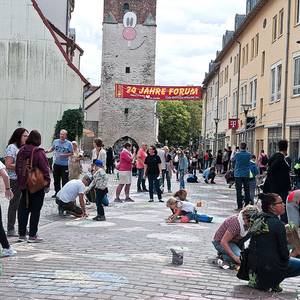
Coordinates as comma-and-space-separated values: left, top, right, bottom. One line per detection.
113, 136, 138, 155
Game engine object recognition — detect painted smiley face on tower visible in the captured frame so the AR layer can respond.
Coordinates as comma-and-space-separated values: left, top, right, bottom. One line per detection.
123, 11, 137, 41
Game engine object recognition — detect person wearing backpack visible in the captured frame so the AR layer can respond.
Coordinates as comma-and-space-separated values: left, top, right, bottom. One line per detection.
15, 130, 51, 243
258, 149, 268, 174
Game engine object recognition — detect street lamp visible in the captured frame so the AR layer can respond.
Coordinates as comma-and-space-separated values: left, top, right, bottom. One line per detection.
214, 117, 220, 154
241, 103, 252, 143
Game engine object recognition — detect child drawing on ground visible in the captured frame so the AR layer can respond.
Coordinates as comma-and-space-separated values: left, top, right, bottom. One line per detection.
166, 197, 213, 223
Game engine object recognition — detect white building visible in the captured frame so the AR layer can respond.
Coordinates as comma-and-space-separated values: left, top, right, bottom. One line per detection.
0, 0, 89, 154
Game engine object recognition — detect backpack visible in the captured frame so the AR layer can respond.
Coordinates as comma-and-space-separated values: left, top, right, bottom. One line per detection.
261, 155, 268, 166
187, 174, 198, 183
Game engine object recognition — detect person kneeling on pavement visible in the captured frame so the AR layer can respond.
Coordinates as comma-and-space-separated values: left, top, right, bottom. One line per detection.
212, 205, 259, 268
85, 160, 108, 221
56, 175, 91, 217
203, 166, 216, 184
166, 197, 213, 223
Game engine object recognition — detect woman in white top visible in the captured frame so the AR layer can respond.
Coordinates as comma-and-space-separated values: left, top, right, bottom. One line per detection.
68, 141, 83, 180
4, 128, 29, 237
92, 138, 107, 167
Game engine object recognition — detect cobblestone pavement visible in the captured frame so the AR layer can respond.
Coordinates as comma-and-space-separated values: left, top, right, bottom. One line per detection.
0, 170, 300, 300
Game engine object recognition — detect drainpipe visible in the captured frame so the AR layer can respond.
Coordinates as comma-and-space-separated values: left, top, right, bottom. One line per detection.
282, 0, 291, 140
203, 87, 208, 149
233, 40, 242, 146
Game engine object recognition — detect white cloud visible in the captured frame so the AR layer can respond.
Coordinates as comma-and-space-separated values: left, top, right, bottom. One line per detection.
71, 0, 246, 86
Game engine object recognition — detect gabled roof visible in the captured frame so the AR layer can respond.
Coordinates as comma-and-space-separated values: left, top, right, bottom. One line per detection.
31, 0, 90, 86
202, 0, 268, 86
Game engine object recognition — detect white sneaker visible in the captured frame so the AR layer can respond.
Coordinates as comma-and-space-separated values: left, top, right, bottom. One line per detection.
1, 247, 17, 257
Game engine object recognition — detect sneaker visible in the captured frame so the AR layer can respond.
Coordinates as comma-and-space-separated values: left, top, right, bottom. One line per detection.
28, 236, 44, 243
142, 189, 149, 192
51, 194, 57, 199
7, 230, 18, 237
93, 216, 106, 221
159, 199, 164, 203
58, 206, 64, 216
18, 236, 27, 242
124, 197, 134, 202
148, 199, 154, 202
114, 198, 123, 203
204, 180, 209, 184
1, 247, 17, 257
210, 181, 216, 184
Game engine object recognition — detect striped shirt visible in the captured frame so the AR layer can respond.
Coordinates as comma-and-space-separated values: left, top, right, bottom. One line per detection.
213, 215, 242, 242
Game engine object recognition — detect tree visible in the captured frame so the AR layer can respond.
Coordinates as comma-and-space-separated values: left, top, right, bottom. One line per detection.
157, 101, 191, 146
157, 101, 202, 147
54, 109, 84, 141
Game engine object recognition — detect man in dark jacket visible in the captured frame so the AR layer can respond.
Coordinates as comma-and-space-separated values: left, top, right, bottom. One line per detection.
263, 140, 291, 223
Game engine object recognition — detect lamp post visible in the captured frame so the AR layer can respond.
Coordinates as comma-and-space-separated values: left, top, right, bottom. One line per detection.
241, 103, 252, 144
214, 118, 220, 155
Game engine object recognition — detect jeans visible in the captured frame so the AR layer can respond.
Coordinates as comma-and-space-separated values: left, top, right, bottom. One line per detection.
106, 162, 114, 174
7, 179, 22, 232
18, 189, 45, 237
204, 160, 209, 169
95, 189, 106, 217
249, 178, 256, 204
186, 212, 212, 223
235, 177, 250, 209
137, 168, 147, 191
148, 174, 162, 200
162, 169, 171, 191
0, 204, 9, 249
286, 257, 300, 278
212, 240, 241, 264
179, 170, 185, 189
205, 172, 216, 183
53, 164, 69, 194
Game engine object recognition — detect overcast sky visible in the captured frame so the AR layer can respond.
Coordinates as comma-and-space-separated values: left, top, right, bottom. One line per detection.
71, 0, 246, 86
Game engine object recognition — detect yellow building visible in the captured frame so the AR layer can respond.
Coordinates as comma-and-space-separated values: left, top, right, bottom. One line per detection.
202, 0, 300, 163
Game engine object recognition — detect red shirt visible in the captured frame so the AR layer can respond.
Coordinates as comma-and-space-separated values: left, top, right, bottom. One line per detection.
118, 149, 133, 171
136, 148, 147, 169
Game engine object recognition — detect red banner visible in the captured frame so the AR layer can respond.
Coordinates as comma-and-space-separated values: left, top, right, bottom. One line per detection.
228, 118, 239, 129
115, 84, 202, 101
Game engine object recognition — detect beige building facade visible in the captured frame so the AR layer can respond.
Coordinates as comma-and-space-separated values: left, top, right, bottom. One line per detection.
202, 0, 300, 163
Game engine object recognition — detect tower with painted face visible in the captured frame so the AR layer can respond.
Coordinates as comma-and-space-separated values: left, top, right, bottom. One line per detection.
99, 0, 157, 151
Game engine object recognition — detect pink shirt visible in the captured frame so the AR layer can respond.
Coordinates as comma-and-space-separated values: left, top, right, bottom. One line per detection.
136, 148, 147, 169
118, 149, 133, 171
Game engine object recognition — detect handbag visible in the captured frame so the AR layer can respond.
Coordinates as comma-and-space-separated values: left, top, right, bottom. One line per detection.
26, 147, 48, 193
237, 248, 250, 280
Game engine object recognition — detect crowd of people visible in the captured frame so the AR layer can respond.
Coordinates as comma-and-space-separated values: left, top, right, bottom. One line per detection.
1, 128, 300, 294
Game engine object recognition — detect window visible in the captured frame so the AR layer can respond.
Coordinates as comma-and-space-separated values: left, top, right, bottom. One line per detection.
234, 56, 237, 74
261, 51, 265, 76
223, 97, 227, 120
259, 98, 264, 122
242, 47, 245, 67
229, 79, 231, 96
293, 55, 300, 96
125, 66, 130, 73
297, 0, 300, 24
255, 34, 259, 57
251, 38, 255, 60
240, 84, 248, 106
271, 62, 282, 102
225, 66, 229, 83
245, 44, 249, 64
123, 3, 130, 12
279, 9, 284, 36
250, 78, 257, 108
272, 15, 277, 42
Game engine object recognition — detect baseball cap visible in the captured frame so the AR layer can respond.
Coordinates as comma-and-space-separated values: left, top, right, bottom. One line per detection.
94, 159, 104, 167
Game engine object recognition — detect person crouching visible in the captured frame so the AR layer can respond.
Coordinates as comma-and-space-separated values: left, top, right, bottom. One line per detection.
203, 167, 216, 184
166, 197, 213, 223
56, 175, 91, 217
85, 160, 108, 221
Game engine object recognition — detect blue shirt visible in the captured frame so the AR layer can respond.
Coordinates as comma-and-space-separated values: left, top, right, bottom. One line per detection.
233, 149, 251, 177
203, 168, 211, 181
52, 139, 73, 166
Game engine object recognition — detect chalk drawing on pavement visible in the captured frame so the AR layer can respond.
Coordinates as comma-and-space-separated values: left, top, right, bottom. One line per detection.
147, 232, 201, 242
112, 226, 151, 232
65, 219, 116, 228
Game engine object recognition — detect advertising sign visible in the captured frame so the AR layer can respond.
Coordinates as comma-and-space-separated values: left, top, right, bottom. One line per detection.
115, 84, 202, 101
229, 118, 239, 129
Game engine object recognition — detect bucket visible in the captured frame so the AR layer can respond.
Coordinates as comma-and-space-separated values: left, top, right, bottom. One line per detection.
170, 248, 183, 265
